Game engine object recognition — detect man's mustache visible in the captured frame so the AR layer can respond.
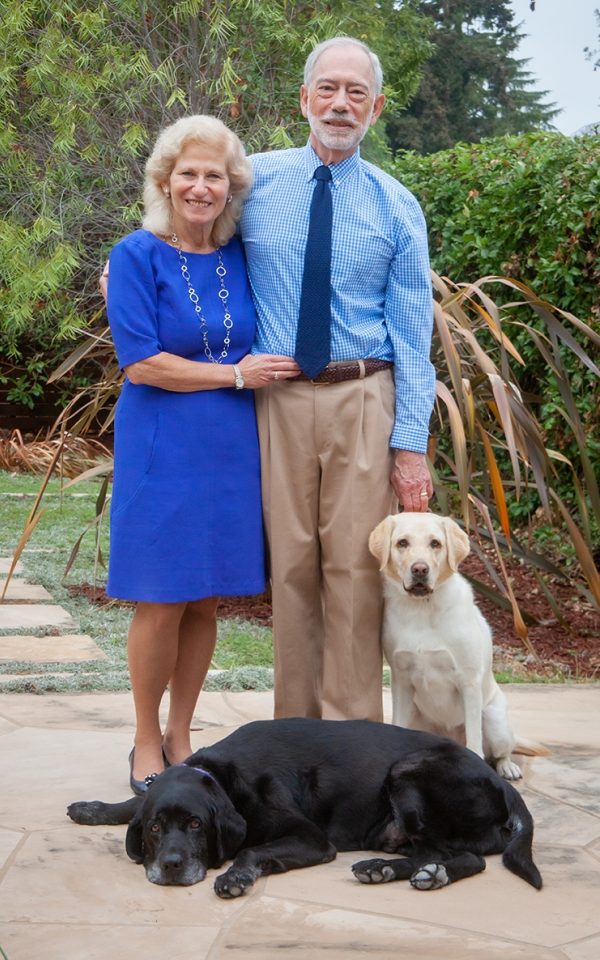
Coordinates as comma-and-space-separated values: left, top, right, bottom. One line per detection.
320, 115, 358, 127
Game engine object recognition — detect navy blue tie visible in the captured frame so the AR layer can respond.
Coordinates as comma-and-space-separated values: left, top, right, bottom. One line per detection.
294, 165, 333, 379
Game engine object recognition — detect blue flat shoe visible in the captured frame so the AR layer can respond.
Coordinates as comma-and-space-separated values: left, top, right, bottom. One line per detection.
128, 748, 159, 797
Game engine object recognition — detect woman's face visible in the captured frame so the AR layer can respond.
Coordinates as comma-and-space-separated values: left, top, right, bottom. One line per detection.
165, 141, 231, 239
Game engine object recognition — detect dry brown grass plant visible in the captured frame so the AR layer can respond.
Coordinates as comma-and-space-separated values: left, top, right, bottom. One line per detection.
0, 429, 112, 479
4, 272, 599, 654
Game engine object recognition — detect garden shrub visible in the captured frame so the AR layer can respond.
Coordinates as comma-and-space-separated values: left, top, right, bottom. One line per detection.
390, 132, 600, 506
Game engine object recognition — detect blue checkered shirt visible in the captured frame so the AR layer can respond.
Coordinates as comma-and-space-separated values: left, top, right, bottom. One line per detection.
239, 143, 435, 452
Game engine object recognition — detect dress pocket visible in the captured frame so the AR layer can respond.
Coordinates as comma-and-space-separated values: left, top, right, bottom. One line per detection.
111, 410, 161, 518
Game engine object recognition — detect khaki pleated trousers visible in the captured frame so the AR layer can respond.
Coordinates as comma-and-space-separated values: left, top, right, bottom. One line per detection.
255, 369, 397, 721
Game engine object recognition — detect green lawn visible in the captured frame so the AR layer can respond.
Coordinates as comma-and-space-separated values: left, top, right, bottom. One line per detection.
0, 470, 537, 694
0, 470, 274, 692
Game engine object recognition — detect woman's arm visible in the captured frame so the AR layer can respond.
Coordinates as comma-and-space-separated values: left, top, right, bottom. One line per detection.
107, 239, 299, 391
125, 351, 300, 391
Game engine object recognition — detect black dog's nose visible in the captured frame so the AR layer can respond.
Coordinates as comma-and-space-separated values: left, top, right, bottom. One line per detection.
411, 562, 429, 581
161, 851, 184, 874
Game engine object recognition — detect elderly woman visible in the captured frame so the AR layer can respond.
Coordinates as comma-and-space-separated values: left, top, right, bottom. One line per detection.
106, 116, 298, 794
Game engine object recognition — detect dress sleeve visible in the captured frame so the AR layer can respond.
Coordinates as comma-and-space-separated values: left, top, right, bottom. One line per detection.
107, 235, 162, 369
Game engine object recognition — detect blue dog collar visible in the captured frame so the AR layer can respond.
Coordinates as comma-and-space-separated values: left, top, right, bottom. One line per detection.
177, 763, 218, 785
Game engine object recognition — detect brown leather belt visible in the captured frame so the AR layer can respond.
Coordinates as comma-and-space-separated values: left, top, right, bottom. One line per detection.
293, 359, 393, 384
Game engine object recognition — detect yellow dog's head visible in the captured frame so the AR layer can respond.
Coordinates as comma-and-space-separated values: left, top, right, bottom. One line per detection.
369, 513, 470, 597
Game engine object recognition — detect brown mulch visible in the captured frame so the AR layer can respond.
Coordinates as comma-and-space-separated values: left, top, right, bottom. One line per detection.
66, 551, 599, 681
458, 553, 599, 681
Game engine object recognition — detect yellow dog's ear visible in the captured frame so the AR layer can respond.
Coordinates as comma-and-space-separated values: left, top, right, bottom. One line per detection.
369, 515, 397, 570
442, 517, 470, 571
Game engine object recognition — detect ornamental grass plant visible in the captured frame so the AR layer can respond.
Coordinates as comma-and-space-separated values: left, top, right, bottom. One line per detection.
5, 270, 598, 663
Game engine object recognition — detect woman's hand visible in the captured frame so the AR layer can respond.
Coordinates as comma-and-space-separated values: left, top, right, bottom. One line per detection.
237, 354, 300, 389
99, 260, 110, 302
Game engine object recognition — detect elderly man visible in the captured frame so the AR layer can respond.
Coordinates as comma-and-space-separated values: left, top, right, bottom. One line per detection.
240, 37, 435, 722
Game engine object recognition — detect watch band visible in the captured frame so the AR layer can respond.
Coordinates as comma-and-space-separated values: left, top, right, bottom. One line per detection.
233, 363, 245, 390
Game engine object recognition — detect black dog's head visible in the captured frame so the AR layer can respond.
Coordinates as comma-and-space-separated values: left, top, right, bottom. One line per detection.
125, 764, 247, 885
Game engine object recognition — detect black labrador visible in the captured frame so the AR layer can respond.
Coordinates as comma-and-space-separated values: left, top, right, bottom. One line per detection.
67, 718, 542, 897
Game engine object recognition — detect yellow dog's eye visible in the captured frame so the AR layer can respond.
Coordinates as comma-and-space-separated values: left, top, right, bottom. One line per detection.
430, 539, 442, 549
396, 538, 408, 548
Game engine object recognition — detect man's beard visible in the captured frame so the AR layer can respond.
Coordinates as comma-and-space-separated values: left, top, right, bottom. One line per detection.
307, 108, 372, 154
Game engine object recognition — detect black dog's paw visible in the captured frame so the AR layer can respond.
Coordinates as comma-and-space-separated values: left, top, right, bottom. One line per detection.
410, 863, 449, 890
352, 858, 397, 884
214, 866, 259, 899
67, 801, 108, 825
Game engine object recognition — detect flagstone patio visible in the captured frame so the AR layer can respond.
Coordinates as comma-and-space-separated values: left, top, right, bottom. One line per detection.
0, 684, 599, 960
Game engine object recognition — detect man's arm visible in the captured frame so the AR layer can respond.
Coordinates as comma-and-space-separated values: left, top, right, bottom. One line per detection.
385, 195, 436, 511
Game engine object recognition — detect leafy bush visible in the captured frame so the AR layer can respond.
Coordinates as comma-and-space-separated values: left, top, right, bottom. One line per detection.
392, 132, 599, 323
390, 132, 600, 503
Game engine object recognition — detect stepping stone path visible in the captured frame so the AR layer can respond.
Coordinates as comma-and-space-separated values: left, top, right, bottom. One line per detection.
0, 556, 107, 685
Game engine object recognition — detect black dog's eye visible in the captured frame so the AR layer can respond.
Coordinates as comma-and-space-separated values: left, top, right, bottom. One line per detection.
430, 539, 442, 549
396, 538, 408, 548
189, 819, 201, 830
150, 823, 161, 834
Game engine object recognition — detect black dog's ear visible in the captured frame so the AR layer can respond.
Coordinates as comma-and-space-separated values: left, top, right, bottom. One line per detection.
125, 811, 145, 864
212, 798, 247, 865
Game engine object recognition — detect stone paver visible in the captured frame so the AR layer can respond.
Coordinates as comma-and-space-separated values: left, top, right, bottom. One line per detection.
0, 579, 53, 601
215, 895, 565, 959
0, 685, 598, 959
0, 634, 106, 662
0, 603, 77, 631
0, 556, 108, 677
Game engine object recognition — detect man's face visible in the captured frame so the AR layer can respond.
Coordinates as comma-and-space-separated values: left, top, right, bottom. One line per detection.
300, 45, 385, 163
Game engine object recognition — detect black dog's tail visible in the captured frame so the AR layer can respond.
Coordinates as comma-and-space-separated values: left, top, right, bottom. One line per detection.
501, 783, 542, 889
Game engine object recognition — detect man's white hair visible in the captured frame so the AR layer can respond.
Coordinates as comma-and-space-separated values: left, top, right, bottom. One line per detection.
303, 37, 383, 95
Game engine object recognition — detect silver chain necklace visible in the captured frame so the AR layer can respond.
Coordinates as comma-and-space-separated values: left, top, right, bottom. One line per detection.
173, 233, 233, 363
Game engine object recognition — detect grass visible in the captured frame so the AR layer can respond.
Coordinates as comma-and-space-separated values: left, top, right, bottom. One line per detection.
0, 470, 563, 694
0, 470, 274, 693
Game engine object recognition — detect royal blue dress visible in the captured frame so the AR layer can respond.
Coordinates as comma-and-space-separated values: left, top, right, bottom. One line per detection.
106, 230, 266, 602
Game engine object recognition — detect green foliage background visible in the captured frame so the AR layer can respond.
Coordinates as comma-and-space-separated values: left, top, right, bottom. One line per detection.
1, 1, 598, 518
390, 132, 600, 497
0, 0, 432, 380
392, 133, 599, 323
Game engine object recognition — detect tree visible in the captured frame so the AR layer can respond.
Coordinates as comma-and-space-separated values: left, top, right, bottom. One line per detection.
584, 7, 600, 70
0, 0, 431, 387
386, 0, 559, 154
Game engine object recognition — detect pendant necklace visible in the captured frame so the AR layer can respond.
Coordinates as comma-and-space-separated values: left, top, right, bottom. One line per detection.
173, 233, 233, 363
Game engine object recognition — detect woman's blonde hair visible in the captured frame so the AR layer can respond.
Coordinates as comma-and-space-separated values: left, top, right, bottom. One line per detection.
143, 115, 253, 247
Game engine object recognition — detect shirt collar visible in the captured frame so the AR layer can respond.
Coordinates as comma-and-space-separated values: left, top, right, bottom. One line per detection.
302, 142, 360, 187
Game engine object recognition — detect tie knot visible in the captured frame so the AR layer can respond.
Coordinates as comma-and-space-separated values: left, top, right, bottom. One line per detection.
313, 165, 332, 182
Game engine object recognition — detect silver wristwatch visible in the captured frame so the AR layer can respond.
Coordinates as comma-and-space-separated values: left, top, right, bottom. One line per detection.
232, 364, 245, 390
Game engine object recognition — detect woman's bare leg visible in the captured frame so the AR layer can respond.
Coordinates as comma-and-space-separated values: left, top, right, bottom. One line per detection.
163, 597, 218, 763
127, 600, 186, 781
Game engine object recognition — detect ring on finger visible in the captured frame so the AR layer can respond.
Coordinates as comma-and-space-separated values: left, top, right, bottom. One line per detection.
419, 491, 428, 498
273, 371, 280, 382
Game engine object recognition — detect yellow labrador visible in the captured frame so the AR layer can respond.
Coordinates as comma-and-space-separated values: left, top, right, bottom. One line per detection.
370, 512, 539, 780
